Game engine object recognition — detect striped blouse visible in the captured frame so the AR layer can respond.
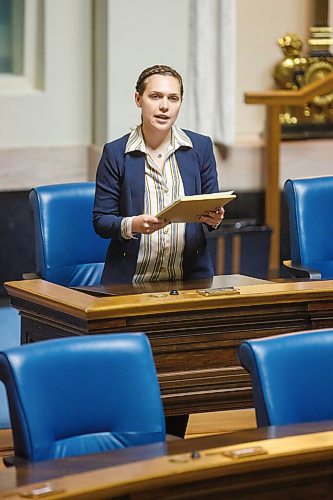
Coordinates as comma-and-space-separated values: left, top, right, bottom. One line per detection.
123, 125, 193, 283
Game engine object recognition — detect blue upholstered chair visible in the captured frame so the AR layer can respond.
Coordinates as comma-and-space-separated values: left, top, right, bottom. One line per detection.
0, 333, 166, 462
29, 182, 109, 287
283, 176, 333, 279
239, 329, 333, 427
0, 306, 20, 429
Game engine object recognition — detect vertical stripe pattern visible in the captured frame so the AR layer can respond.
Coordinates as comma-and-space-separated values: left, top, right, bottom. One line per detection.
125, 126, 193, 282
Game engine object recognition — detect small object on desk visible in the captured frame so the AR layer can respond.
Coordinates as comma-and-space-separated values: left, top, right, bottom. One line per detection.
21, 482, 65, 498
221, 446, 267, 459
170, 289, 179, 295
148, 293, 168, 298
191, 450, 201, 459
169, 454, 190, 463
196, 287, 240, 296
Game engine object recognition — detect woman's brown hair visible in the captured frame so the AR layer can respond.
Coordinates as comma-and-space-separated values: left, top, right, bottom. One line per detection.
136, 65, 183, 97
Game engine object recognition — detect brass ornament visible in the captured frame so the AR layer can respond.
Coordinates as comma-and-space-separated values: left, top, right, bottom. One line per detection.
273, 30, 333, 137
274, 33, 307, 91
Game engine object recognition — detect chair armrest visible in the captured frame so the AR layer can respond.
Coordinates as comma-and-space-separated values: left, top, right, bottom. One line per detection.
22, 273, 40, 280
2, 455, 29, 467
283, 260, 322, 280
2, 455, 15, 467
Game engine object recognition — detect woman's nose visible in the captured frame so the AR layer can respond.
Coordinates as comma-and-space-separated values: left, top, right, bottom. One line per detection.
159, 97, 169, 111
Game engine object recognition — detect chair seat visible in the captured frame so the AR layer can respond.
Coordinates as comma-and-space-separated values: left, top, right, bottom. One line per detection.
45, 262, 105, 287
304, 260, 333, 279
45, 430, 165, 460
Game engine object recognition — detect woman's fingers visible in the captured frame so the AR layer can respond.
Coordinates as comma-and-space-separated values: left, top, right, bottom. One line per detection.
198, 207, 225, 226
139, 215, 167, 234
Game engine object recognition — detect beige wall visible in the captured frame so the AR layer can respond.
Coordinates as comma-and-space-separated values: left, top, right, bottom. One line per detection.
1, 0, 332, 191
221, 0, 333, 190
106, 0, 190, 142
236, 0, 311, 139
0, 0, 92, 148
0, 0, 92, 190
104, 0, 312, 142
102, 0, 329, 192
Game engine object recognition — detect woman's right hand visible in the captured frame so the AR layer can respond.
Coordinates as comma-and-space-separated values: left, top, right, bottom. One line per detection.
132, 214, 168, 235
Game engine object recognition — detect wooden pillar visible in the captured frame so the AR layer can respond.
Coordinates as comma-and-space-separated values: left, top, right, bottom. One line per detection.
265, 105, 281, 274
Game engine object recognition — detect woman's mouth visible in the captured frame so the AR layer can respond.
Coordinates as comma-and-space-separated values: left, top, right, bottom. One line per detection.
155, 115, 169, 122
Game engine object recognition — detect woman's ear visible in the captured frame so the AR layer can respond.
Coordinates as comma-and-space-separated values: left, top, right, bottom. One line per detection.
135, 92, 141, 108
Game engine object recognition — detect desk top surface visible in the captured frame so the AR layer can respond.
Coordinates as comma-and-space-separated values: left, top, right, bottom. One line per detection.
2, 421, 333, 498
4, 275, 333, 321
72, 274, 270, 296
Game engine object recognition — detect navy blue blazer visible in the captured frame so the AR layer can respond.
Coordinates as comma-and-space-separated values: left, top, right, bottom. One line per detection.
93, 129, 219, 284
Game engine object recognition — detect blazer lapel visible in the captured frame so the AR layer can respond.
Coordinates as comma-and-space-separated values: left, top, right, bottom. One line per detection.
124, 147, 199, 213
176, 148, 199, 196
124, 153, 146, 214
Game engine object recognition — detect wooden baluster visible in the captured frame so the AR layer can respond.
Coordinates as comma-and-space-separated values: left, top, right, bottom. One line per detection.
265, 105, 281, 274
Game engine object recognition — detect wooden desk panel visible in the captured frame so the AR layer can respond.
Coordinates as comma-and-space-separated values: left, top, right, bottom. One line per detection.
3, 422, 333, 498
5, 276, 333, 416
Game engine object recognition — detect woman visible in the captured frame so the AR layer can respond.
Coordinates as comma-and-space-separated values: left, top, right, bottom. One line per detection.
93, 65, 224, 437
93, 64, 224, 285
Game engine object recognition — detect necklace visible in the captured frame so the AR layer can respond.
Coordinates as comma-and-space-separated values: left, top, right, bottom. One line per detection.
147, 147, 164, 159
146, 137, 171, 161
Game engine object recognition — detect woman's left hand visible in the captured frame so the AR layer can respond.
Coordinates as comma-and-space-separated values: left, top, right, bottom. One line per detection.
198, 206, 225, 227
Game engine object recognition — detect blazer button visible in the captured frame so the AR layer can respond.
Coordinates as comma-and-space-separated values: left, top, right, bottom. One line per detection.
123, 252, 126, 257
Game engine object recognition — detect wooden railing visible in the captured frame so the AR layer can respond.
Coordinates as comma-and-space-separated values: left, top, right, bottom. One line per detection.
245, 72, 333, 274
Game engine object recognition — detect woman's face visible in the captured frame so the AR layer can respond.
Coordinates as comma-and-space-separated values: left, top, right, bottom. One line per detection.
135, 74, 182, 134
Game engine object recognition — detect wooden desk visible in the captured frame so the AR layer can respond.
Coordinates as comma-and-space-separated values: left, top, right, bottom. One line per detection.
5, 275, 333, 417
2, 422, 333, 498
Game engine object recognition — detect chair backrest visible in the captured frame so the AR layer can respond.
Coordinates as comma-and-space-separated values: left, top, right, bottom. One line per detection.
29, 182, 109, 287
239, 329, 333, 427
0, 332, 166, 462
283, 176, 333, 278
